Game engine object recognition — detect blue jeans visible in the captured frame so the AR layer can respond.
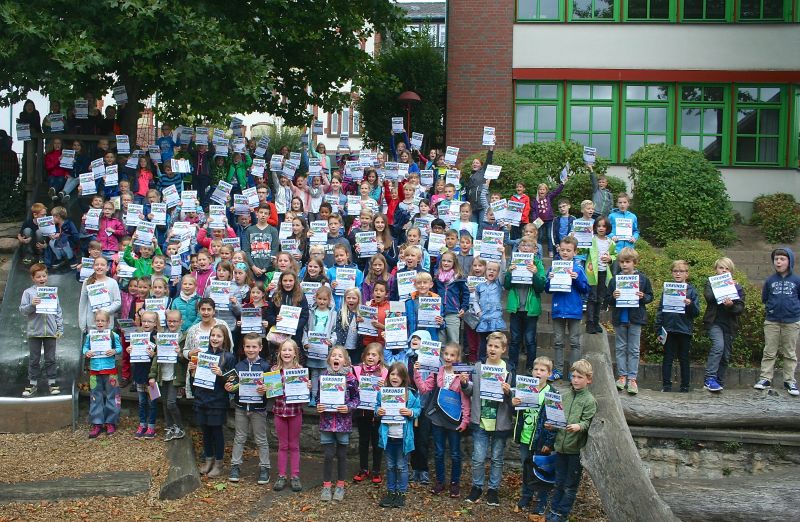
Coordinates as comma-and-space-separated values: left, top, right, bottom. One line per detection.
470, 425, 508, 490
550, 453, 582, 516
432, 424, 462, 485
89, 373, 121, 426
137, 390, 157, 427
615, 324, 642, 379
385, 438, 408, 493
538, 220, 554, 256
48, 240, 74, 262
509, 311, 539, 372
705, 324, 731, 385
64, 175, 80, 196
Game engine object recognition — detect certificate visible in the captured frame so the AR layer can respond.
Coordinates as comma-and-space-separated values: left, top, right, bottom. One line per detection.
301, 282, 321, 308
479, 364, 506, 402
410, 132, 424, 150
37, 216, 56, 236
148, 145, 161, 163
391, 117, 404, 133
663, 282, 687, 314
357, 305, 379, 336
239, 370, 265, 403
384, 316, 408, 350
251, 158, 266, 177
240, 307, 264, 334
284, 368, 310, 404
347, 195, 361, 216
35, 286, 58, 314
397, 271, 417, 300
515, 375, 540, 410
85, 208, 101, 231
356, 231, 378, 258
129, 332, 152, 363
614, 218, 634, 241
310, 220, 328, 245
427, 233, 446, 257
335, 268, 357, 296
180, 190, 197, 210
59, 149, 75, 169
615, 274, 640, 308
156, 332, 180, 363
312, 120, 324, 135
279, 221, 293, 240
87, 282, 112, 311
484, 164, 502, 180
506, 200, 524, 226
115, 135, 130, 154
709, 273, 739, 304
79, 172, 96, 196
550, 260, 574, 292
482, 126, 496, 146
583, 146, 596, 165
104, 165, 119, 187
193, 352, 219, 390
307, 331, 329, 360
479, 230, 504, 261
320, 375, 346, 411
210, 181, 233, 205
572, 219, 594, 249
275, 305, 302, 335
88, 330, 112, 357
545, 391, 567, 429
417, 297, 441, 329
357, 375, 381, 411
145, 297, 168, 327
150, 202, 167, 226
380, 387, 406, 424
444, 146, 459, 165
134, 221, 155, 247
209, 280, 233, 311
511, 252, 535, 284
79, 257, 94, 283
162, 184, 180, 208
418, 340, 442, 372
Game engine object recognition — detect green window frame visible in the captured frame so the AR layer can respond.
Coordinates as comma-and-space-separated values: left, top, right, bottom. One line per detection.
678, 85, 730, 164
792, 86, 799, 168
569, 0, 620, 20
733, 85, 786, 166
514, 83, 564, 147
621, 85, 674, 160
624, 0, 677, 20
680, 0, 733, 21
517, 0, 565, 21
566, 83, 619, 161
736, 0, 791, 21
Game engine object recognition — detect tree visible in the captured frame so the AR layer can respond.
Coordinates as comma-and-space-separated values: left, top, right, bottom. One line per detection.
0, 0, 405, 140
358, 27, 446, 153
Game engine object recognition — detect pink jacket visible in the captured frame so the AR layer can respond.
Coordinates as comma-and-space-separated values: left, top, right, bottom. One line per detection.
414, 367, 471, 431
97, 216, 126, 251
197, 226, 236, 249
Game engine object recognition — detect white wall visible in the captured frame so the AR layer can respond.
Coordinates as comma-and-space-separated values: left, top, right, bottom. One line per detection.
513, 24, 800, 71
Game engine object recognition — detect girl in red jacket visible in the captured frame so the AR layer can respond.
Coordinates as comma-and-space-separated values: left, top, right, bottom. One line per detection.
510, 182, 531, 240
45, 137, 70, 200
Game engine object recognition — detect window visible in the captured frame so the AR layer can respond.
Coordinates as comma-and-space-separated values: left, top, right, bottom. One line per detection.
567, 84, 618, 161
341, 108, 350, 136
680, 0, 731, 20
514, 83, 563, 147
352, 110, 361, 136
734, 86, 785, 165
622, 85, 673, 159
625, 0, 676, 20
328, 112, 339, 137
678, 85, 728, 163
517, 0, 564, 20
570, 0, 618, 20
737, 0, 788, 21
794, 88, 800, 168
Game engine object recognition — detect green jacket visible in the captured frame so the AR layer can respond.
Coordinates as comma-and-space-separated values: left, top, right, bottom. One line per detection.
123, 243, 163, 279
585, 237, 617, 286
553, 386, 597, 455
226, 153, 253, 188
503, 257, 547, 315
148, 332, 188, 387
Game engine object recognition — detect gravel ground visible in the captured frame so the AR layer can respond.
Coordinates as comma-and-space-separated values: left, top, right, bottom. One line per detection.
0, 419, 607, 522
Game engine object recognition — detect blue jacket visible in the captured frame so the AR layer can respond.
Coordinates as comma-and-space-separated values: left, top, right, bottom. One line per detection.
81, 331, 123, 371
326, 263, 364, 310
608, 208, 639, 251
376, 388, 422, 454
550, 215, 576, 254
763, 246, 800, 323
433, 275, 470, 315
405, 291, 444, 340
655, 282, 700, 335
545, 260, 590, 319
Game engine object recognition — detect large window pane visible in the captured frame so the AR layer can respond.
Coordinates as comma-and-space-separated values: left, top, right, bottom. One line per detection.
681, 110, 702, 133
573, 0, 593, 18
651, 0, 671, 17
763, 0, 785, 18
593, 85, 614, 100
702, 136, 723, 162
703, 109, 723, 133
571, 106, 591, 131
539, 84, 558, 99
593, 135, 612, 157
593, 106, 612, 131
538, 106, 557, 129
626, 135, 645, 156
682, 0, 704, 18
518, 0, 561, 19
572, 85, 591, 99
626, 107, 646, 132
760, 109, 780, 134
517, 84, 536, 99
516, 105, 536, 128
648, 108, 667, 132
515, 132, 536, 145
627, 0, 648, 17
736, 137, 756, 162
760, 138, 779, 162
706, 0, 727, 17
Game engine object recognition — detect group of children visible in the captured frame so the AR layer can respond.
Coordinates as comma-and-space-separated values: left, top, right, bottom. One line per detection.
17, 121, 800, 520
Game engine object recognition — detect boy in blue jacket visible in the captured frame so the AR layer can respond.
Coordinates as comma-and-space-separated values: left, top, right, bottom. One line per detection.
755, 247, 800, 395
545, 237, 589, 381
608, 192, 639, 252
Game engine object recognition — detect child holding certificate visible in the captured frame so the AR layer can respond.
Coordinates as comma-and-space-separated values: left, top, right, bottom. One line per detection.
606, 248, 653, 395
317, 346, 360, 502
608, 192, 639, 253
129, 311, 159, 439
265, 271, 309, 349
474, 261, 506, 361
306, 286, 336, 406
20, 263, 63, 397
433, 252, 469, 346
504, 238, 546, 373
585, 217, 615, 334
148, 310, 187, 441
703, 257, 745, 393
81, 310, 122, 438
353, 344, 388, 485
327, 243, 364, 310
376, 362, 421, 509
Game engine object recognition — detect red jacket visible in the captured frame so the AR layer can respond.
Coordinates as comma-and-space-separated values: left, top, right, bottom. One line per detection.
384, 180, 400, 225
510, 193, 531, 225
45, 149, 69, 178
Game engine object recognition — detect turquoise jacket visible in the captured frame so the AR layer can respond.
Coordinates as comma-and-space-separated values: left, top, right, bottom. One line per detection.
376, 388, 422, 454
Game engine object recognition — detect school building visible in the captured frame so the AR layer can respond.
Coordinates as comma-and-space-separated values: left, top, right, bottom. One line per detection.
445, 0, 800, 216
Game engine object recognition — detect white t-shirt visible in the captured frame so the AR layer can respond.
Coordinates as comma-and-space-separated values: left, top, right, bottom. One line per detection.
597, 237, 610, 271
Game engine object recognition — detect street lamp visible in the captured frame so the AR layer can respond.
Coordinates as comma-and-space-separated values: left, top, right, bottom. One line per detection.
397, 91, 421, 134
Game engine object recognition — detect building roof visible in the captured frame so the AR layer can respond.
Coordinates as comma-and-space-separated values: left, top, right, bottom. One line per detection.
400, 1, 446, 22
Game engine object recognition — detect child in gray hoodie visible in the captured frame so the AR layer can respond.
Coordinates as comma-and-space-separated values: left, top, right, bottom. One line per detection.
19, 263, 63, 396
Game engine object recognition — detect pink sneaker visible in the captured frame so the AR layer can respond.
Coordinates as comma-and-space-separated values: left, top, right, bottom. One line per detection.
88, 424, 102, 439
134, 425, 147, 439
144, 427, 156, 439
105, 424, 116, 436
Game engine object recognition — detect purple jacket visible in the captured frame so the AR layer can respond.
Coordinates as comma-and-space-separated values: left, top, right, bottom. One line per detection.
533, 183, 565, 222
317, 370, 360, 433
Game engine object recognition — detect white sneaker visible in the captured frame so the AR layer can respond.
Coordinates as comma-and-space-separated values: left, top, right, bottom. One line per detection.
164, 426, 175, 441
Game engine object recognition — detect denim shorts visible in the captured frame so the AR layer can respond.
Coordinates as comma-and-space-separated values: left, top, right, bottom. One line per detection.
320, 431, 350, 445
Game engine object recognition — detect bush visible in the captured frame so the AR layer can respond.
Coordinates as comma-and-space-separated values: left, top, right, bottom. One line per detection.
0, 171, 26, 222
751, 193, 800, 243
628, 144, 735, 247
559, 172, 627, 211
516, 140, 611, 182
637, 239, 764, 366
459, 149, 544, 199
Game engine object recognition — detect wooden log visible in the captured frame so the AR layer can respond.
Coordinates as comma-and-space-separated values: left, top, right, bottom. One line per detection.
652, 471, 796, 522
621, 389, 800, 429
582, 331, 679, 522
0, 471, 150, 502
159, 429, 202, 500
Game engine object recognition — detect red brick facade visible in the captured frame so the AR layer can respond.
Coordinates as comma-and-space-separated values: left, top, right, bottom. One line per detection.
445, 0, 514, 158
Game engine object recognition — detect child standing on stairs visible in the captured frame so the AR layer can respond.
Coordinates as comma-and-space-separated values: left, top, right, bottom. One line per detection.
20, 263, 63, 397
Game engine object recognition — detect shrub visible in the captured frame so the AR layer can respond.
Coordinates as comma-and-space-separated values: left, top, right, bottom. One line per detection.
637, 239, 764, 366
459, 149, 544, 199
751, 193, 800, 243
628, 144, 735, 247
559, 172, 627, 211
516, 140, 610, 182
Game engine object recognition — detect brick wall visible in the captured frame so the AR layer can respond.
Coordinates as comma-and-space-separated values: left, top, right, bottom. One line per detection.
446, 0, 514, 158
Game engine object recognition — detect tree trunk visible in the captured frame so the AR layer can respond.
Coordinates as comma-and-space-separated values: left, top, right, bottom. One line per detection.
0, 471, 150, 502
582, 331, 679, 522
119, 77, 141, 146
621, 389, 800, 430
652, 471, 796, 521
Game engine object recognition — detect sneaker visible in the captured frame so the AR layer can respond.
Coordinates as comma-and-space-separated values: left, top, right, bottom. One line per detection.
258, 466, 271, 485
546, 510, 565, 522
353, 469, 369, 483
88, 424, 103, 439
615, 376, 626, 391
418, 471, 430, 485
333, 485, 345, 501
22, 256, 34, 266
229, 464, 241, 482
58, 191, 65, 201
164, 426, 175, 442
61, 193, 70, 204
465, 486, 482, 503
409, 470, 419, 483
49, 385, 60, 395
171, 426, 186, 440
371, 472, 382, 484
105, 424, 116, 436
704, 377, 722, 393
533, 500, 548, 515
22, 385, 37, 397
754, 378, 771, 390
134, 425, 147, 439
784, 381, 799, 396
144, 427, 156, 439
486, 488, 500, 506
627, 379, 639, 395
660, 386, 672, 393
431, 481, 444, 495
273, 476, 287, 491
379, 492, 396, 507
290, 476, 302, 492
517, 495, 532, 510
449, 482, 460, 498
48, 187, 56, 198
548, 369, 562, 382
320, 486, 332, 502
393, 492, 406, 508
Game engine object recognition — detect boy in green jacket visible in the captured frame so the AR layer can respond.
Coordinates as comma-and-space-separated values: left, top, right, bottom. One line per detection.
544, 359, 597, 522
123, 235, 163, 279
505, 237, 547, 373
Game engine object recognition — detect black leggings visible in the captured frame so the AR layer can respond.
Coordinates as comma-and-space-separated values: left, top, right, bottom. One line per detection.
356, 414, 383, 473
202, 424, 225, 460
323, 442, 348, 483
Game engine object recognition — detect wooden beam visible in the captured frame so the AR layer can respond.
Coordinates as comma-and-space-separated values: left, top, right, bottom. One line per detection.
628, 426, 800, 447
0, 472, 150, 502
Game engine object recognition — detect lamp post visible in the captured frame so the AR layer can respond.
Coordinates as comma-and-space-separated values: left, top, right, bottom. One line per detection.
397, 91, 421, 135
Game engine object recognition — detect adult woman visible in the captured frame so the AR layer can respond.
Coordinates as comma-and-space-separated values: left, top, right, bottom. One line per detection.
183, 299, 235, 359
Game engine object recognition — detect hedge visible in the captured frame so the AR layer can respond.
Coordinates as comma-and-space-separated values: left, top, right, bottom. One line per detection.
751, 193, 800, 243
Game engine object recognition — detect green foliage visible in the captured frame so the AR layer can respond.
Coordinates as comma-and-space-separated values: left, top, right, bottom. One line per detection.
559, 172, 627, 212
751, 193, 800, 243
627, 144, 735, 247
676, 438, 696, 450
262, 126, 303, 157
516, 141, 610, 182
358, 29, 446, 152
459, 150, 544, 198
722, 441, 742, 454
638, 239, 764, 366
